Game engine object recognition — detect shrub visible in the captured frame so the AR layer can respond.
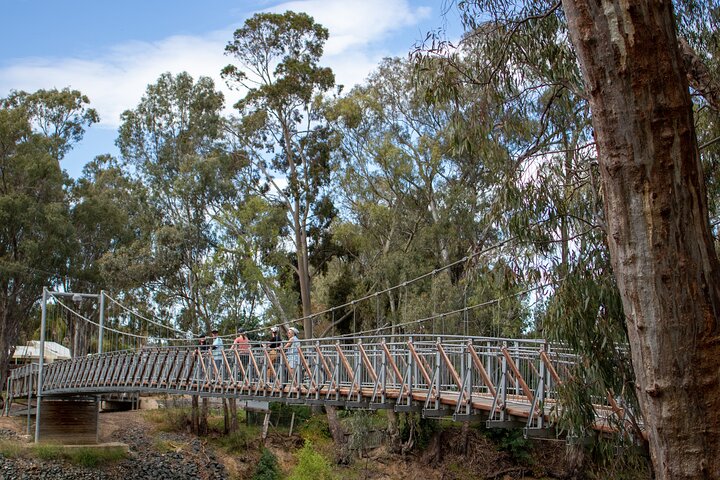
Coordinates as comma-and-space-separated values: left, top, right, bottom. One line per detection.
399, 413, 438, 452
252, 448, 281, 480
487, 429, 532, 464
143, 407, 191, 432
299, 413, 331, 443
288, 440, 337, 480
343, 411, 378, 456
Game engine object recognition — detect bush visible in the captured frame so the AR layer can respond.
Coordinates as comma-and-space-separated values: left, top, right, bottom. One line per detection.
399, 413, 438, 452
343, 411, 379, 456
487, 429, 532, 464
299, 413, 332, 443
288, 440, 337, 480
252, 448, 281, 480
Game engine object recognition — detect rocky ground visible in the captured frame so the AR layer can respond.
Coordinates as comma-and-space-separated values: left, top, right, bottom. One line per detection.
0, 402, 649, 480
0, 410, 229, 480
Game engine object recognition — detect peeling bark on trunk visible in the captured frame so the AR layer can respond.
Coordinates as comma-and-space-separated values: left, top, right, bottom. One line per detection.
678, 38, 720, 113
562, 1, 720, 478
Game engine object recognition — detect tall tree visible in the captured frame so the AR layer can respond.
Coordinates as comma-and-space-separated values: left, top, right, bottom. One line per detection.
117, 71, 234, 335
222, 11, 338, 338
0, 88, 96, 386
328, 56, 532, 337
64, 155, 155, 355
433, 1, 720, 477
560, 1, 720, 477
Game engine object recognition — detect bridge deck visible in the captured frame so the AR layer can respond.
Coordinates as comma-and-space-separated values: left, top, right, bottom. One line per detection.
7, 336, 626, 435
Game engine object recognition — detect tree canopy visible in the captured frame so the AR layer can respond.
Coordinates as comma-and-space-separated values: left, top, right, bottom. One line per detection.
3, 5, 720, 477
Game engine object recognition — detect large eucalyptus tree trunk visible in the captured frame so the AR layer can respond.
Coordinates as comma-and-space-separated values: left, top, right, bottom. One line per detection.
561, 1, 720, 478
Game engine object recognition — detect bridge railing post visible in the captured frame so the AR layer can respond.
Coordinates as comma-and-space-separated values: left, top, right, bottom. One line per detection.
34, 287, 48, 443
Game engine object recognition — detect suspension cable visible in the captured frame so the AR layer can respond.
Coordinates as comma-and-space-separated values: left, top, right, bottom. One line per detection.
103, 293, 191, 336
337, 280, 557, 338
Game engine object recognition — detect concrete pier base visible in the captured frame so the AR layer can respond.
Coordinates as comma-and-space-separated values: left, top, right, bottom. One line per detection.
37, 396, 99, 444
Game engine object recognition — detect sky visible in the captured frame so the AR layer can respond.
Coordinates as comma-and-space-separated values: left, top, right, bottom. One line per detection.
1, 0, 462, 178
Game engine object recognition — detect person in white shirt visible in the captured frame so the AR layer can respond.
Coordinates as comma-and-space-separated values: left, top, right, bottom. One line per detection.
211, 328, 224, 381
284, 327, 300, 378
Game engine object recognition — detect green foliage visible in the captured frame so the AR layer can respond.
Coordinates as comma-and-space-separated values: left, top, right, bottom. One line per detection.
1, 443, 129, 467
585, 439, 651, 480
486, 429, 532, 464
543, 261, 639, 439
399, 413, 438, 452
0, 87, 95, 379
298, 411, 332, 443
34, 444, 64, 460
343, 410, 375, 455
288, 440, 337, 480
223, 11, 340, 327
115, 70, 255, 334
0, 440, 24, 458
252, 448, 282, 480
2, 87, 99, 160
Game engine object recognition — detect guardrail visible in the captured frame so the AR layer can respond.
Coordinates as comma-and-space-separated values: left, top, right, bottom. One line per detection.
7, 335, 621, 434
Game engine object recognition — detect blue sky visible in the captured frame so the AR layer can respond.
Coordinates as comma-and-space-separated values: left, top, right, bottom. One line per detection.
1, 0, 462, 178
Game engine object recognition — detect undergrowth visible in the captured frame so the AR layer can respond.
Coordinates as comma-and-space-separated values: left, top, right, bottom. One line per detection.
288, 440, 337, 480
252, 448, 281, 480
0, 442, 127, 467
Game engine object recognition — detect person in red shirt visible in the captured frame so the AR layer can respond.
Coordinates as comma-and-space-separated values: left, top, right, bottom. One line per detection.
232, 329, 251, 377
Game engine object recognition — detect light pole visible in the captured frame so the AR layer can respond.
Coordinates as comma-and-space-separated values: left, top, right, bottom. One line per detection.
34, 289, 103, 443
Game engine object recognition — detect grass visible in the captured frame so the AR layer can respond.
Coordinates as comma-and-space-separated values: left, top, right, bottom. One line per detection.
64, 447, 127, 467
0, 440, 25, 458
217, 428, 252, 453
0, 441, 128, 467
153, 438, 180, 453
34, 444, 64, 460
143, 407, 192, 432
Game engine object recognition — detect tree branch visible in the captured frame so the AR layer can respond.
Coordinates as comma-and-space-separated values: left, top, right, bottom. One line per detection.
679, 37, 720, 112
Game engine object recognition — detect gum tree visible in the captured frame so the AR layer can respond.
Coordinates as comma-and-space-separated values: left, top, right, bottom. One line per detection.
222, 11, 338, 338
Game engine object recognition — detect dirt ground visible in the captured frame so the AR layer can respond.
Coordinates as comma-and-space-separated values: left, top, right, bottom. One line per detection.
0, 400, 628, 480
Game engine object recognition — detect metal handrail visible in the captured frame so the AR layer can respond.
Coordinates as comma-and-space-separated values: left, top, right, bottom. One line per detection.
7, 335, 623, 433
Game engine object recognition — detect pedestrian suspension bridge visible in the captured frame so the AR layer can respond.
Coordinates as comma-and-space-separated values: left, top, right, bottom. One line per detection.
6, 289, 634, 444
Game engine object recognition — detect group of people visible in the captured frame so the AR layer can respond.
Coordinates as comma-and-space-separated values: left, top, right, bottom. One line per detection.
195, 325, 301, 381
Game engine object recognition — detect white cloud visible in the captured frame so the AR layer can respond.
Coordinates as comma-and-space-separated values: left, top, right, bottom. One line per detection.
0, 31, 236, 128
0, 0, 432, 129
270, 0, 431, 55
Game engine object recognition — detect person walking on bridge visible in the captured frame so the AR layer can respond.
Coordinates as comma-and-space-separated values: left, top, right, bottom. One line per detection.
267, 326, 281, 379
211, 329, 224, 382
284, 327, 301, 385
232, 329, 251, 379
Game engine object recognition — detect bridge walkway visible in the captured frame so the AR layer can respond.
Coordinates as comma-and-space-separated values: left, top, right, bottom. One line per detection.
7, 335, 623, 436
